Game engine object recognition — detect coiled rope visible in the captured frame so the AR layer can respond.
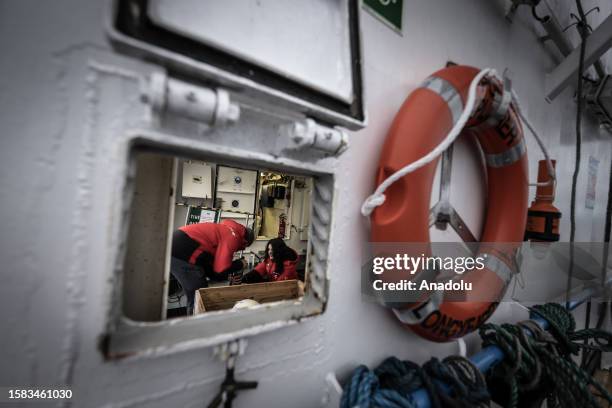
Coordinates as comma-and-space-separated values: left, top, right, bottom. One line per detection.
340, 355, 490, 408
341, 303, 612, 408
480, 303, 612, 408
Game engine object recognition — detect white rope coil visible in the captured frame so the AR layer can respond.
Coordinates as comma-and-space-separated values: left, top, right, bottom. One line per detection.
361, 68, 496, 217
360, 69, 556, 218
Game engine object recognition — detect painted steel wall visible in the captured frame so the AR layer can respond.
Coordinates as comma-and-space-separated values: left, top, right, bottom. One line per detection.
0, 0, 611, 407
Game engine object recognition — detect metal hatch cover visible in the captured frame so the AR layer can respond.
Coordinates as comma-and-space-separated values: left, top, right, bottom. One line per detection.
108, 0, 366, 130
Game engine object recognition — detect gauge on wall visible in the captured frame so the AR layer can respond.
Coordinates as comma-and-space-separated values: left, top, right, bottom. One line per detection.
215, 165, 258, 217
108, 0, 365, 130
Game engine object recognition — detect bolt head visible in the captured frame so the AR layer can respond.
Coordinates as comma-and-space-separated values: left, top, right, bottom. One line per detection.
186, 91, 197, 102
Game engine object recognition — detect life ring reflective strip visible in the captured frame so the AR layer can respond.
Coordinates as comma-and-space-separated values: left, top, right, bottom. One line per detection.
369, 65, 528, 342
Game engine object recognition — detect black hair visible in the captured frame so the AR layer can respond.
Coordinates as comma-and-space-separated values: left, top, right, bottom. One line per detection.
244, 227, 255, 247
265, 238, 297, 274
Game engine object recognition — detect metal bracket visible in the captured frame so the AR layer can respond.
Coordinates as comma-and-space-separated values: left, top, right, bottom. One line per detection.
392, 291, 444, 325
428, 145, 478, 243
209, 339, 258, 408
393, 146, 479, 322
545, 12, 612, 101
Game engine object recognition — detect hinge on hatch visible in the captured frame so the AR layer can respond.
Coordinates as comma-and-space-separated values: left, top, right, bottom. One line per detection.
142, 72, 241, 126
281, 118, 349, 156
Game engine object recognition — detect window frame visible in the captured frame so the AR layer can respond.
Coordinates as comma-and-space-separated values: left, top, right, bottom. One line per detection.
102, 130, 334, 360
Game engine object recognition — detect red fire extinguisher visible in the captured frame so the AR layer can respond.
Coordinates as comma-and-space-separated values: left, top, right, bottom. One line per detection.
278, 213, 287, 239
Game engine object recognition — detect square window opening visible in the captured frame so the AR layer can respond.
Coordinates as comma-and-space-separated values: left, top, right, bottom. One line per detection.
104, 142, 333, 359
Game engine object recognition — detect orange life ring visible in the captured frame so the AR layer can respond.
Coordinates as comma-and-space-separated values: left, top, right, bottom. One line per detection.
369, 65, 529, 342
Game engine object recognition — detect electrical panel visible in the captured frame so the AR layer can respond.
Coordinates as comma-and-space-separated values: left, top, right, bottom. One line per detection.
216, 166, 258, 221
181, 161, 213, 198
216, 166, 257, 194
217, 191, 256, 215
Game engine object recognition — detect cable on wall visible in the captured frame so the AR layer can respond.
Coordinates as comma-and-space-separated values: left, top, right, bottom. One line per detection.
566, 0, 588, 311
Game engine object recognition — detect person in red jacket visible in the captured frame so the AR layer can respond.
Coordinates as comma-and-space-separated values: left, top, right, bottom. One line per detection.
171, 219, 254, 314
242, 238, 298, 284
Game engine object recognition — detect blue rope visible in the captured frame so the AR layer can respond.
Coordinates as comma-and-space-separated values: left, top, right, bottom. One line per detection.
341, 363, 416, 408
340, 356, 489, 408
341, 303, 612, 407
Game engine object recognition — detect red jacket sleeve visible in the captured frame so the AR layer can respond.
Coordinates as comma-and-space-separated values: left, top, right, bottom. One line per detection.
212, 236, 242, 273
253, 261, 267, 277
275, 260, 297, 281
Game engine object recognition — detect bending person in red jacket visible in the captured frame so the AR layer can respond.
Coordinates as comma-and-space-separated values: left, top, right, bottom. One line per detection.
171, 219, 254, 314
242, 238, 298, 284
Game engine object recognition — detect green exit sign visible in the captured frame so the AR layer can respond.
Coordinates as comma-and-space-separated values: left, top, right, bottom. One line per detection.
363, 0, 403, 34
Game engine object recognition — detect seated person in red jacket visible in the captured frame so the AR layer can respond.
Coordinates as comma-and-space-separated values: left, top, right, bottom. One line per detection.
242, 238, 298, 284
171, 219, 254, 314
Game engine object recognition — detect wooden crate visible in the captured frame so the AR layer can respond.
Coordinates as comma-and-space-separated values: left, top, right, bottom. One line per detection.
194, 280, 304, 313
